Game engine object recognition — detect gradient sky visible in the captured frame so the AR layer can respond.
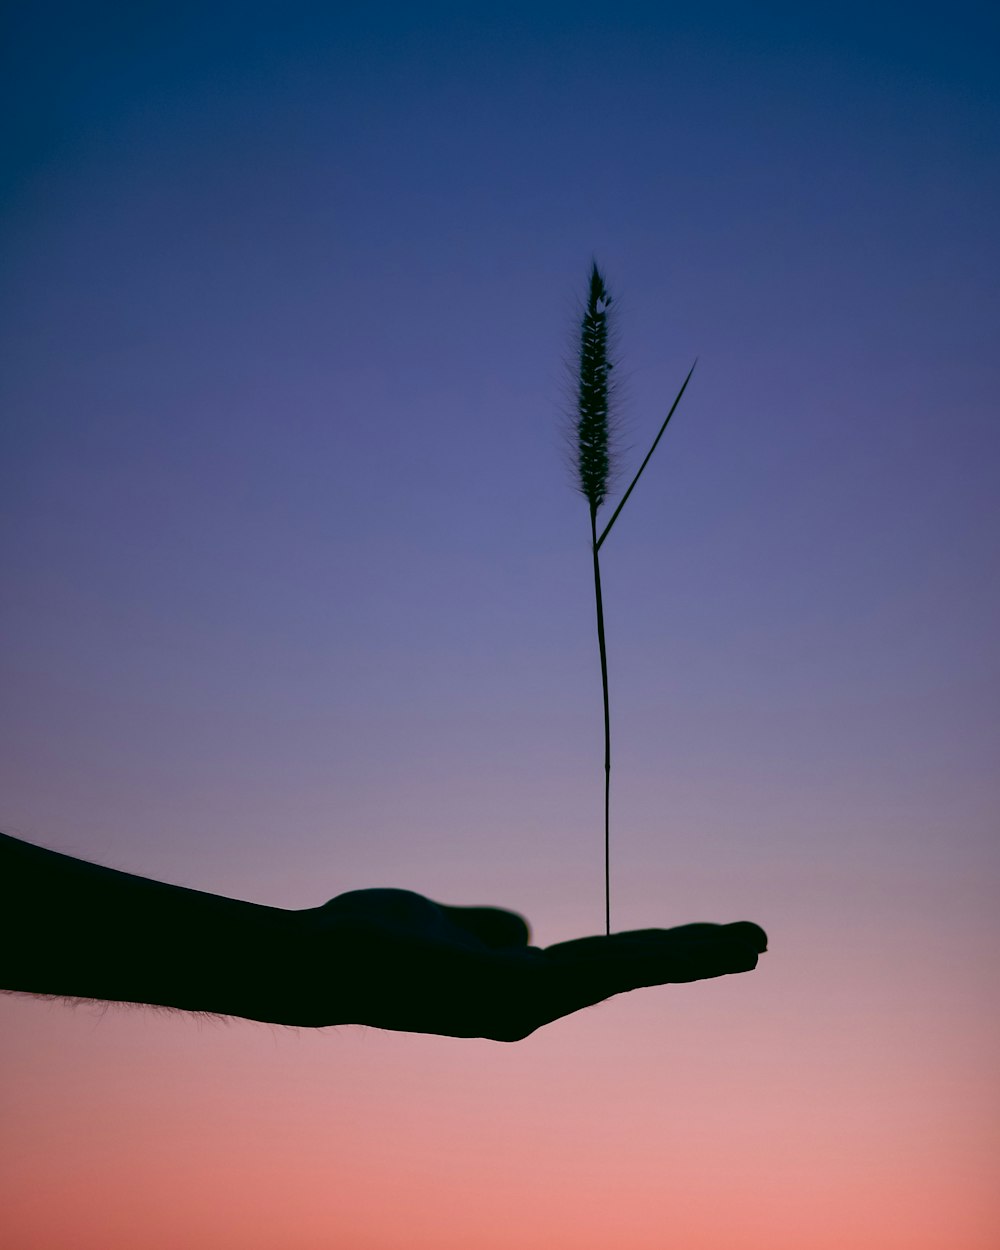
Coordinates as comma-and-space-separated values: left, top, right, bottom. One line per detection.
2, 4, 998, 1247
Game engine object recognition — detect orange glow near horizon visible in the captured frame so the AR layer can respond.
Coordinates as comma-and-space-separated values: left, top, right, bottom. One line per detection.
3, 921, 998, 1250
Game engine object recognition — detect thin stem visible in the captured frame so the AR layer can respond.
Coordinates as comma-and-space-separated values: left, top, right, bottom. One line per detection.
590, 505, 612, 936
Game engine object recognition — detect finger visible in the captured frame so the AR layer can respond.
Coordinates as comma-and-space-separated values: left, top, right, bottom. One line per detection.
441, 905, 532, 949
535, 923, 768, 1021
641, 920, 766, 950
545, 921, 767, 963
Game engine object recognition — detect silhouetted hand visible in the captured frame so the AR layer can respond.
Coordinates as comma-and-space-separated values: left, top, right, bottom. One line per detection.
1, 834, 766, 1041
290, 888, 767, 1041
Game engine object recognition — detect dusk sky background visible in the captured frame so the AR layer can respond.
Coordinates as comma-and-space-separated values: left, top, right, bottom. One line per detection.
2, 3, 998, 1247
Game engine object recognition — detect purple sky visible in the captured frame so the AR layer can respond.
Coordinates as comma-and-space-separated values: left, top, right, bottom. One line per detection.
4, 3, 997, 908
2, 7, 998, 1245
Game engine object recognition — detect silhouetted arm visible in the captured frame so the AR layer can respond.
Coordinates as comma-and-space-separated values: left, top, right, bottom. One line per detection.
1, 832, 766, 1041
0, 830, 295, 1021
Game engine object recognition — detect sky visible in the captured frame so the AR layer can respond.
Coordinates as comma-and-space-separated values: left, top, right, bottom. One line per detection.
1, 3, 998, 1247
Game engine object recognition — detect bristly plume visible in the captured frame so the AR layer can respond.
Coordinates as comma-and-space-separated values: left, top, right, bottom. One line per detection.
575, 263, 614, 515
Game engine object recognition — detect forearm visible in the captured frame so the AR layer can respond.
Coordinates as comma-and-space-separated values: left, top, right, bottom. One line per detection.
0, 831, 298, 1021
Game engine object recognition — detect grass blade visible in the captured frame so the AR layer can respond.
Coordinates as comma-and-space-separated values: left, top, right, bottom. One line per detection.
595, 359, 696, 552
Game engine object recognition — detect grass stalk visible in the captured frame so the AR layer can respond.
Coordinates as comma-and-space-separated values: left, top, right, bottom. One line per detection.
574, 263, 615, 932
589, 505, 612, 936
572, 262, 694, 935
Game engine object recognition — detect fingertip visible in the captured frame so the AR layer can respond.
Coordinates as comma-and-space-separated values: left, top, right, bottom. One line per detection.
724, 921, 768, 953
728, 947, 760, 974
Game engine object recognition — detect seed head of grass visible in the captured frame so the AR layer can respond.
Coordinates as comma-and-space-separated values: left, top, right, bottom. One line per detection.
575, 263, 615, 516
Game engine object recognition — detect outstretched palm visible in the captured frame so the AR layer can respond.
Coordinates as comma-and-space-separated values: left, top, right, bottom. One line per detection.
294, 889, 766, 1041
